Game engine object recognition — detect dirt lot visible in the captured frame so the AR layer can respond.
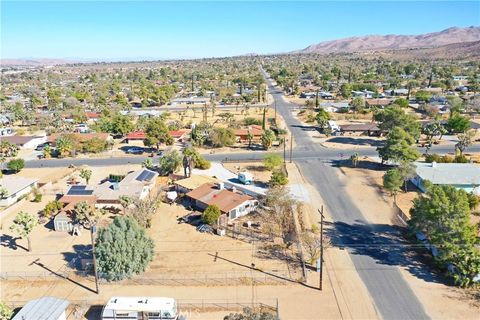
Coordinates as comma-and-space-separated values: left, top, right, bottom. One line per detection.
222, 162, 272, 184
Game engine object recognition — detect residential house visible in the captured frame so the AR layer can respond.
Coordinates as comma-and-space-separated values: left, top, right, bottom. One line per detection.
54, 185, 97, 232
0, 176, 38, 207
411, 162, 480, 195
169, 130, 188, 142
94, 169, 159, 208
234, 124, 263, 143
340, 123, 381, 136
85, 111, 100, 122
126, 131, 147, 143
0, 135, 47, 149
12, 297, 69, 320
320, 102, 350, 113
186, 182, 257, 220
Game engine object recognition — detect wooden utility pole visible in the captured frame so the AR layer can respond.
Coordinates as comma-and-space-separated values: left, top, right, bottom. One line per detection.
91, 224, 100, 294
289, 133, 293, 163
318, 206, 325, 291
283, 137, 286, 164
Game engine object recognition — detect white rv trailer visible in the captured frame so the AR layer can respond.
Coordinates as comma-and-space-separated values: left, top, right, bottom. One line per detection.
101, 297, 178, 320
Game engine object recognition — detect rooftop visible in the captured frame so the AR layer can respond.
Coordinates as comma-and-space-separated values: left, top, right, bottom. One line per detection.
12, 297, 69, 320
187, 183, 253, 213
415, 162, 480, 185
0, 175, 38, 196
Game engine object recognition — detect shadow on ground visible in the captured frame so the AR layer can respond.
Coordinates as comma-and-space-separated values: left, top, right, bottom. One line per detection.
324, 220, 450, 285
328, 137, 384, 147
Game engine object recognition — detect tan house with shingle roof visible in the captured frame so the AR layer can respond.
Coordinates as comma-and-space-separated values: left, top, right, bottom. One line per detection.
186, 182, 257, 220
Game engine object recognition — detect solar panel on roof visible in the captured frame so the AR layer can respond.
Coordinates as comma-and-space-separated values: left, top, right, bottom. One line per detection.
136, 170, 155, 182
67, 185, 93, 195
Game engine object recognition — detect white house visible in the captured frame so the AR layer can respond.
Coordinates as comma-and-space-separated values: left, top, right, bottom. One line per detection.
411, 162, 480, 195
186, 182, 258, 220
0, 176, 38, 207
13, 297, 69, 320
0, 135, 47, 149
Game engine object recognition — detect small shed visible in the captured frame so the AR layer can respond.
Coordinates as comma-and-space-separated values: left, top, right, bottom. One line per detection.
13, 297, 69, 320
54, 212, 73, 232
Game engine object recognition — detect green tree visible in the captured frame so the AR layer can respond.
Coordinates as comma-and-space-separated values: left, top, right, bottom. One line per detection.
455, 130, 475, 156
79, 168, 92, 184
7, 158, 25, 173
383, 169, 403, 203
119, 195, 133, 214
447, 115, 470, 133
374, 105, 421, 140
145, 117, 174, 150
340, 83, 352, 98
351, 97, 365, 113
263, 153, 282, 171
415, 91, 431, 103
393, 98, 409, 108
397, 161, 416, 192
158, 150, 182, 175
261, 129, 275, 150
9, 211, 38, 251
74, 201, 97, 228
210, 128, 236, 147
95, 216, 155, 281
269, 169, 288, 187
377, 127, 420, 163
409, 185, 479, 286
422, 121, 447, 153
142, 158, 153, 169
315, 109, 330, 130
56, 135, 74, 157
110, 114, 135, 136
202, 204, 221, 225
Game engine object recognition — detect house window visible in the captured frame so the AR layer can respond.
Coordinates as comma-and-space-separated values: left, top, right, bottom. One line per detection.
230, 209, 237, 219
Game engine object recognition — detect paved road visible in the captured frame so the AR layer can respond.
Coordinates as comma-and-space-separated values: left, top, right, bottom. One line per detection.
262, 69, 430, 319
23, 144, 477, 168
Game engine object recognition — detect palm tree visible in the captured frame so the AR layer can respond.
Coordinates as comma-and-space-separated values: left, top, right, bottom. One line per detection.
56, 136, 74, 158
261, 130, 275, 150
247, 131, 254, 149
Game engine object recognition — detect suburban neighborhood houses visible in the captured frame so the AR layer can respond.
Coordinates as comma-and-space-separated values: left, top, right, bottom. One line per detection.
2, 2, 480, 319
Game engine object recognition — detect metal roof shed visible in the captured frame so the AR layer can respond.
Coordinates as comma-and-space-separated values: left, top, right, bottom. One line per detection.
13, 297, 69, 320
54, 212, 73, 232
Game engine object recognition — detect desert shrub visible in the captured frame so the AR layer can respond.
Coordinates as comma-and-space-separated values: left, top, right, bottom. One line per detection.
202, 205, 221, 225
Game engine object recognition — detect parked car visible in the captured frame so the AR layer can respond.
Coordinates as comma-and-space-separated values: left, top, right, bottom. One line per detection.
35, 142, 51, 151
125, 147, 144, 154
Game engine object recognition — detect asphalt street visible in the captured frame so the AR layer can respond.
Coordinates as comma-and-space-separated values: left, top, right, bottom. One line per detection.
262, 69, 430, 320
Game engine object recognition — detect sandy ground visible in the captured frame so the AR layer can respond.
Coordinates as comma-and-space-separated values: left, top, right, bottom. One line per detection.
337, 164, 480, 319
222, 162, 271, 184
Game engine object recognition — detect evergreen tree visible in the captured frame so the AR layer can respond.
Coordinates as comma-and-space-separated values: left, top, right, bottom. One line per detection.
95, 216, 155, 281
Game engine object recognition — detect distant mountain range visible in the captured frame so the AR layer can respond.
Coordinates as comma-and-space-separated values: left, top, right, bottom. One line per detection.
297, 26, 480, 54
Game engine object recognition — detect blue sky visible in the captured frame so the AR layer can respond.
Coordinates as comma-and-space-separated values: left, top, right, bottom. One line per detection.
1, 1, 479, 60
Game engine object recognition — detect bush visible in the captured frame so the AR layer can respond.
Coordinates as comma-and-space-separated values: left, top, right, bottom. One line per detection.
43, 200, 63, 218
33, 193, 42, 203
82, 138, 107, 153
210, 127, 236, 147
0, 301, 13, 320
244, 117, 261, 126
269, 169, 288, 186
196, 157, 211, 170
7, 158, 25, 172
425, 153, 468, 163
202, 205, 221, 225
454, 155, 469, 163
263, 153, 282, 171
95, 216, 155, 281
